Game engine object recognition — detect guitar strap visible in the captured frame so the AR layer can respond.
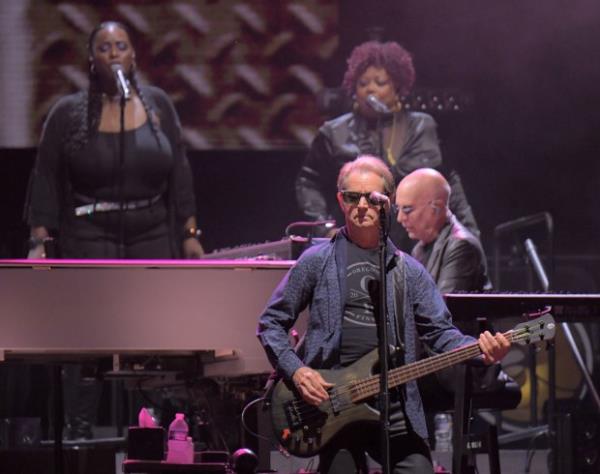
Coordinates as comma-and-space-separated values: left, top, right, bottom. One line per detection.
391, 251, 406, 367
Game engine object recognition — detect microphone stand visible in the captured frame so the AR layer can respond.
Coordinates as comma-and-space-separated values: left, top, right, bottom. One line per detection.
376, 113, 384, 162
376, 205, 391, 474
118, 93, 126, 258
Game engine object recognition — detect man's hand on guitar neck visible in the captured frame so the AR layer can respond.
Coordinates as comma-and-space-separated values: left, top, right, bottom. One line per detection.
478, 331, 511, 365
292, 366, 334, 406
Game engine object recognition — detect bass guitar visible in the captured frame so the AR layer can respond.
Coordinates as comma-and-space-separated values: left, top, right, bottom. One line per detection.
270, 314, 555, 457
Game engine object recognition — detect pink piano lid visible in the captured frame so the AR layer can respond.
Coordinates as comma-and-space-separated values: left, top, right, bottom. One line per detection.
0, 258, 295, 269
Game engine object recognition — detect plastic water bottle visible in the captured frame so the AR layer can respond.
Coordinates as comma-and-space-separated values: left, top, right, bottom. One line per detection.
434, 413, 452, 452
166, 413, 193, 464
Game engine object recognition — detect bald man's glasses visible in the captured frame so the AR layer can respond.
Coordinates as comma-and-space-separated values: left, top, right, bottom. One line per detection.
396, 200, 440, 215
341, 191, 387, 206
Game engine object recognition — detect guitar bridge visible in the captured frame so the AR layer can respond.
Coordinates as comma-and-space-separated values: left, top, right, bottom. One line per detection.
283, 399, 328, 432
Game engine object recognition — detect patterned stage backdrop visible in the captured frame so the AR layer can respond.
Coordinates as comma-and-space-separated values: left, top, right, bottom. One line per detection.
0, 0, 339, 149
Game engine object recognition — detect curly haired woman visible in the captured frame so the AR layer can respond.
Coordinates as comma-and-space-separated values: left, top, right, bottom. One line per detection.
296, 41, 479, 250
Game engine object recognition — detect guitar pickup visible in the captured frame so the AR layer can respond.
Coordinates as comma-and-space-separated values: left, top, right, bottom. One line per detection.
284, 401, 303, 430
329, 388, 341, 414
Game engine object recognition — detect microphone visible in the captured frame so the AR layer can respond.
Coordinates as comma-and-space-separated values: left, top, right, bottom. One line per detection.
369, 191, 390, 206
110, 64, 131, 99
366, 94, 390, 114
494, 212, 552, 236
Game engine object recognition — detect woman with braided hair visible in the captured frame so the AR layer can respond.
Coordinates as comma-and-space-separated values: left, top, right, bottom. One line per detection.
23, 21, 204, 440
26, 21, 204, 260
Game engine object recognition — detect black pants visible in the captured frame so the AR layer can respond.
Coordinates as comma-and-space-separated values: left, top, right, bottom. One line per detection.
318, 425, 433, 474
61, 201, 172, 259
59, 203, 172, 438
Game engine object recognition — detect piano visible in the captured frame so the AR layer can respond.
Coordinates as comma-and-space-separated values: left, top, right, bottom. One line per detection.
445, 292, 600, 322
445, 291, 600, 435
204, 236, 329, 260
0, 258, 304, 474
0, 258, 300, 377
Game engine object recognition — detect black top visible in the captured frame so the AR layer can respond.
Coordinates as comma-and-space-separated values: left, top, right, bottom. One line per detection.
70, 123, 172, 201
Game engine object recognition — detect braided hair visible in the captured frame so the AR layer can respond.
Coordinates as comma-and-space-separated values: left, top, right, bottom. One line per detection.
129, 71, 161, 148
63, 21, 161, 157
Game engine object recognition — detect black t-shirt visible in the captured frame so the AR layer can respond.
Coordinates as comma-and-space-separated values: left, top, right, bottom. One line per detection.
339, 240, 380, 367
339, 236, 408, 435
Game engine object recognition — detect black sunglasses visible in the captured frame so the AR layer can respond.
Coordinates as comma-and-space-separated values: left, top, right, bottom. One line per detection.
340, 191, 387, 206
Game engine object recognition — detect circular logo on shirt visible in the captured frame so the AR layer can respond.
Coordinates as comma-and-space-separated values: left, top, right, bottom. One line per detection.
344, 261, 379, 327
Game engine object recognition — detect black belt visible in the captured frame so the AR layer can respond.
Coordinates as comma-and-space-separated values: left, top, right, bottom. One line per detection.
74, 194, 162, 217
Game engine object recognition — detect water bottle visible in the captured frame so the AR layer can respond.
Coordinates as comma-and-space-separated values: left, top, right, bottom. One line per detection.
166, 413, 193, 464
434, 413, 452, 452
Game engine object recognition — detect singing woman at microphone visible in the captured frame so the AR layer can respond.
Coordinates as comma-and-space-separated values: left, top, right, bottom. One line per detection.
26, 21, 204, 260
295, 40, 478, 251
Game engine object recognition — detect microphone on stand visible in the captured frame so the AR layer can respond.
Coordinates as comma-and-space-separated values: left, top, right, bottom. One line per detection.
366, 94, 391, 114
110, 64, 132, 100
369, 191, 390, 206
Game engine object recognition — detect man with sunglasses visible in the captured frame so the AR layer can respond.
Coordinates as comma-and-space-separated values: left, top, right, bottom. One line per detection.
258, 156, 509, 473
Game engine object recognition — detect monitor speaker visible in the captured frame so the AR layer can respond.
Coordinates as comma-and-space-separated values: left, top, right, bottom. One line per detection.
0, 417, 41, 448
555, 412, 600, 474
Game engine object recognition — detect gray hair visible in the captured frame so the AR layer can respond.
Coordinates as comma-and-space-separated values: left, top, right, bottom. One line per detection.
337, 155, 395, 195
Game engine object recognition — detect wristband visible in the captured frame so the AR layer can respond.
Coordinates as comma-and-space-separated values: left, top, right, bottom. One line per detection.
28, 236, 48, 250
183, 227, 202, 240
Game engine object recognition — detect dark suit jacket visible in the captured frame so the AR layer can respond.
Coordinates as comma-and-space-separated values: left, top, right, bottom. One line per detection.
412, 215, 491, 295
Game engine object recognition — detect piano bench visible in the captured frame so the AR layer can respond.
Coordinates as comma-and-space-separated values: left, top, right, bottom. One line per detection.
420, 364, 521, 474
419, 367, 522, 413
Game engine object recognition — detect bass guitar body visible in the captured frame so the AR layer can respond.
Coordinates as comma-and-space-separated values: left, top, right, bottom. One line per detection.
271, 349, 385, 457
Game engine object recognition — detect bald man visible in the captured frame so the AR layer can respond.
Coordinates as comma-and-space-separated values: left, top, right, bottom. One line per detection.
395, 168, 491, 294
